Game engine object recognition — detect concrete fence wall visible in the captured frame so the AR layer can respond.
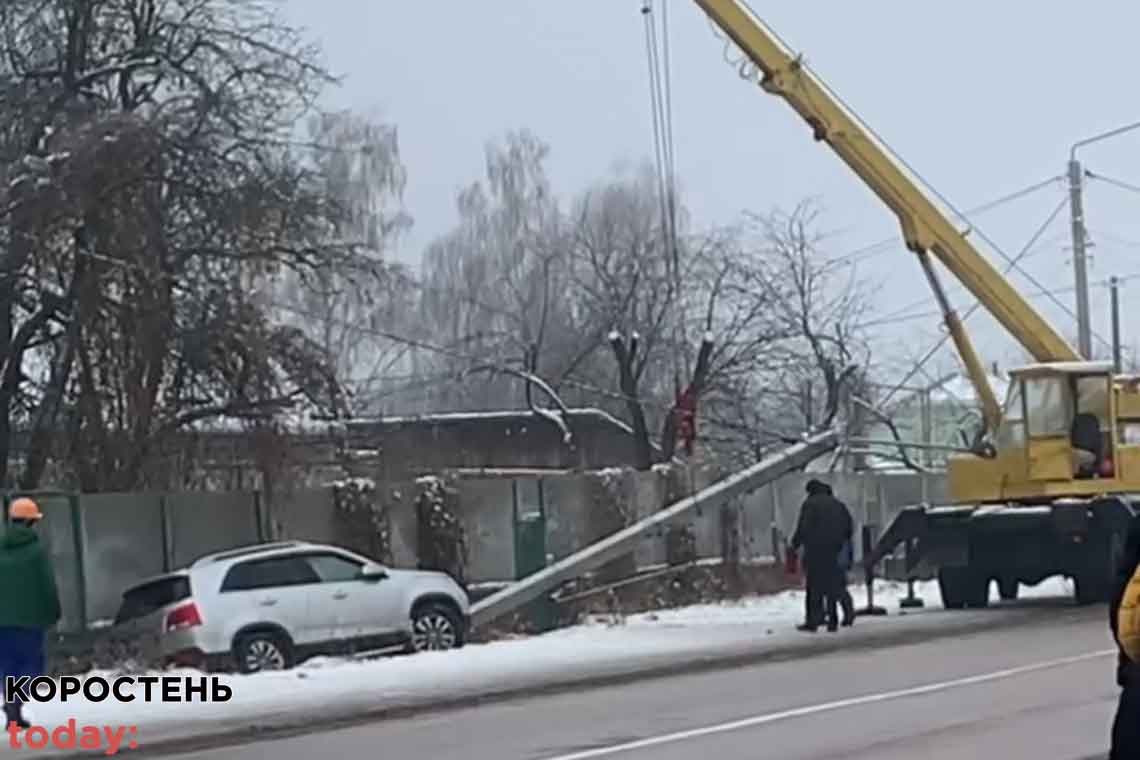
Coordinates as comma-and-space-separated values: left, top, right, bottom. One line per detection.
3, 469, 950, 633
1, 491, 270, 633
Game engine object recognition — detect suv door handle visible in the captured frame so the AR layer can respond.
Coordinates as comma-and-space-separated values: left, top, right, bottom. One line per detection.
259, 599, 278, 607
332, 592, 349, 600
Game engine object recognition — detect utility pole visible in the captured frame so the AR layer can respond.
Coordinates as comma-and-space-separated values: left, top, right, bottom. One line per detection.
920, 388, 933, 469
1068, 158, 1093, 359
1069, 120, 1140, 359
1111, 276, 1122, 373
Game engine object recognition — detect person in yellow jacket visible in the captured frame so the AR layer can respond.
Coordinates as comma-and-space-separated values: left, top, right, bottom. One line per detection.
1109, 512, 1140, 759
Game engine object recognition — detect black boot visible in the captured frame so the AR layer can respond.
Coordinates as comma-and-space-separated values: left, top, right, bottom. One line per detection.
4, 702, 30, 730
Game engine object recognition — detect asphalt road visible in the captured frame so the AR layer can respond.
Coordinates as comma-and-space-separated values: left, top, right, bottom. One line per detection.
158, 599, 1122, 760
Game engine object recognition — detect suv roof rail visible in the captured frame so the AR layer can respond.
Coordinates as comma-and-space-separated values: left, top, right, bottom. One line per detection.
191, 541, 310, 566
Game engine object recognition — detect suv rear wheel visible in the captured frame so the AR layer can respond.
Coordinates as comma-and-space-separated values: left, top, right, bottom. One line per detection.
408, 601, 463, 653
234, 630, 294, 673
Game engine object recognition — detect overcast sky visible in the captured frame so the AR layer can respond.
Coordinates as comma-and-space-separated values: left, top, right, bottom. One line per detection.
281, 1, 1140, 386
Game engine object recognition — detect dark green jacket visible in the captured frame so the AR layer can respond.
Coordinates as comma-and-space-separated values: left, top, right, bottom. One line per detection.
0, 525, 62, 629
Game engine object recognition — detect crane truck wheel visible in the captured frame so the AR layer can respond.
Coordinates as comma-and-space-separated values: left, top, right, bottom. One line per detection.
997, 577, 1019, 601
1073, 538, 1120, 605
937, 567, 966, 609
1074, 571, 1110, 605
1072, 512, 1130, 606
965, 574, 990, 608
938, 566, 989, 609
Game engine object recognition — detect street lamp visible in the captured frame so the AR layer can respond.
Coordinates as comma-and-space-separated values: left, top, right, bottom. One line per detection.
1069, 120, 1140, 359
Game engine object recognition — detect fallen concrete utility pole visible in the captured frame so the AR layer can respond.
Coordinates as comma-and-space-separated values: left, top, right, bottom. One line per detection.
470, 429, 838, 628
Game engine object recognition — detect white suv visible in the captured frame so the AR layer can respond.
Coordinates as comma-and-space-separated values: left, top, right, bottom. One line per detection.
112, 541, 470, 673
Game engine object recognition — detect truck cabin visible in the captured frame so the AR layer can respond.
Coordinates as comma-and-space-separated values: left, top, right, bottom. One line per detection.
996, 360, 1117, 480
1117, 374, 1140, 445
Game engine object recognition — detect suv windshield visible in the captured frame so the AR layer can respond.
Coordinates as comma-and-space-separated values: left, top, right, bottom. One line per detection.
114, 574, 191, 625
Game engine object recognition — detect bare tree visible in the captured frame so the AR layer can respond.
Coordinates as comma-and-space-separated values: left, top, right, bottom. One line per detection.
272, 109, 415, 417
563, 162, 676, 468
710, 200, 874, 462
406, 134, 879, 470
566, 165, 828, 469
0, 0, 390, 490
416, 129, 570, 411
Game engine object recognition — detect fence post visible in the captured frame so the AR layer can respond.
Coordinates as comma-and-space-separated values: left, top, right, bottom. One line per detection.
69, 493, 89, 632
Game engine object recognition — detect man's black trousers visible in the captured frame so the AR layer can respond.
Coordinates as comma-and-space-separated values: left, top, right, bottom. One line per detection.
804, 555, 840, 629
1110, 683, 1140, 759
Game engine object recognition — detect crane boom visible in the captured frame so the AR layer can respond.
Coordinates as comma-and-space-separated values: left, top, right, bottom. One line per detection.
694, 0, 1080, 433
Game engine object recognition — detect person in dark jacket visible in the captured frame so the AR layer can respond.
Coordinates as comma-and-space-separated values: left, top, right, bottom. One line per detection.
791, 479, 854, 632
0, 498, 62, 729
1108, 512, 1140, 759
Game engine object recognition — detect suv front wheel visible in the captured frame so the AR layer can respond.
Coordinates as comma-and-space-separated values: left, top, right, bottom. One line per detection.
408, 601, 464, 653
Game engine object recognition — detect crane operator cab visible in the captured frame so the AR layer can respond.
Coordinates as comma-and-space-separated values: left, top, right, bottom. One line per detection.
951, 360, 1140, 503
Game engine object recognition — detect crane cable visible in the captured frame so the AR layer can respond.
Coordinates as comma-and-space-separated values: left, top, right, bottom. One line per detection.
642, 1, 690, 382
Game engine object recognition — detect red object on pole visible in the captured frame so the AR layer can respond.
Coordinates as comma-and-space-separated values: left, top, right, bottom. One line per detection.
784, 544, 800, 576
674, 384, 698, 455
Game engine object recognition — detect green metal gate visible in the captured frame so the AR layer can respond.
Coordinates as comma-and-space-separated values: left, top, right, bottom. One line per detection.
513, 478, 556, 632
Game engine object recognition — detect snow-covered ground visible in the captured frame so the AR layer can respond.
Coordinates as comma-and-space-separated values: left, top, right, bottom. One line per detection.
12, 576, 1075, 757
602, 575, 1073, 629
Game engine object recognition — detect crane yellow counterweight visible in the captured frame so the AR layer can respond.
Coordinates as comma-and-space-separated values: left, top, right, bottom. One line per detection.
693, 0, 1140, 606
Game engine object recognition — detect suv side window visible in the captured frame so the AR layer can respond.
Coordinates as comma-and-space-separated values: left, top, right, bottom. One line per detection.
221, 555, 320, 592
304, 552, 365, 583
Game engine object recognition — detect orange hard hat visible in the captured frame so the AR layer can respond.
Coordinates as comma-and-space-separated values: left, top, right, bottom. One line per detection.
8, 497, 43, 521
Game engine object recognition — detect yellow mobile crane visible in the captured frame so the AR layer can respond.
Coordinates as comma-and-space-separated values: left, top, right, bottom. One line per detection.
693, 0, 1140, 606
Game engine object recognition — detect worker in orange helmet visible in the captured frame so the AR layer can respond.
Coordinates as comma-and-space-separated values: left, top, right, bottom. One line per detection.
0, 498, 61, 729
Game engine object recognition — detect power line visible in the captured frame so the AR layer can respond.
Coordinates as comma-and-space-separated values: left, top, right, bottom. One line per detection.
869, 272, 1140, 412
268, 297, 811, 444
700, 16, 1066, 278
707, 14, 1101, 346
1089, 229, 1140, 249
820, 174, 1065, 269
1086, 170, 1140, 198
803, 57, 1077, 328
856, 271, 1140, 330
862, 231, 1068, 328
871, 195, 1074, 412
856, 197, 1069, 330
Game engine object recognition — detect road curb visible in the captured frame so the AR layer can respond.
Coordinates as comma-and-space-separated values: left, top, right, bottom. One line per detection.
39, 605, 1098, 759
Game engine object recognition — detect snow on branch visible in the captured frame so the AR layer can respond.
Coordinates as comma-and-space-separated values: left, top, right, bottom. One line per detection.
462, 363, 575, 445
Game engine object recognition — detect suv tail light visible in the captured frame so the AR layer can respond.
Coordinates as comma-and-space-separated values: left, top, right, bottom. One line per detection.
165, 602, 203, 632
